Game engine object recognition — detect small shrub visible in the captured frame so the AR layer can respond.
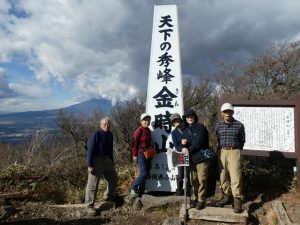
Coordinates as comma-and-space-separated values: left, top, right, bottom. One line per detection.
65, 186, 85, 204
0, 164, 41, 192
242, 156, 295, 194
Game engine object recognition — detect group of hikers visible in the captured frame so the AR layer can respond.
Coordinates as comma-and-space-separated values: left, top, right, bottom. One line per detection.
84, 102, 245, 216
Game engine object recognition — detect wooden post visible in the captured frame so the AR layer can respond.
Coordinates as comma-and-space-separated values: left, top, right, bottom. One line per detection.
297, 163, 300, 192
295, 99, 300, 191
272, 200, 296, 225
183, 166, 188, 225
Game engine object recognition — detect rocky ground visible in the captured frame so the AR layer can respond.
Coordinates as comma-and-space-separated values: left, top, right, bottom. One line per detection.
1, 189, 300, 225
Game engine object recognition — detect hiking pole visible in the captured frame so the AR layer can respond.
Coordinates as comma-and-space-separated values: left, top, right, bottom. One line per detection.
183, 165, 188, 225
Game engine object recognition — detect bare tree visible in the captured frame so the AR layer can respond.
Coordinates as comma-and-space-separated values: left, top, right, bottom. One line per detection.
246, 41, 300, 99
183, 78, 214, 111
183, 77, 217, 135
111, 96, 146, 164
214, 63, 256, 100
215, 40, 300, 100
24, 129, 47, 166
57, 110, 104, 151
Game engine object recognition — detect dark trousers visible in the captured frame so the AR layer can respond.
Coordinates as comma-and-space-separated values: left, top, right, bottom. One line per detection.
176, 166, 191, 191
132, 153, 152, 194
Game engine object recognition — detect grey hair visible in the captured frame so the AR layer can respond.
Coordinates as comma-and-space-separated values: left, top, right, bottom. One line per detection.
100, 117, 111, 124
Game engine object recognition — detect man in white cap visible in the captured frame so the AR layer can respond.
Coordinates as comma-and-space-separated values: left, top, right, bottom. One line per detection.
215, 103, 245, 213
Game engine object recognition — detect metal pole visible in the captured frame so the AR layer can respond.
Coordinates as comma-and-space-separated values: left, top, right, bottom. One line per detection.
184, 165, 188, 225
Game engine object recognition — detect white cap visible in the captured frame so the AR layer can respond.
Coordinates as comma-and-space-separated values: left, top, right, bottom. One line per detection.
140, 113, 151, 121
221, 103, 234, 112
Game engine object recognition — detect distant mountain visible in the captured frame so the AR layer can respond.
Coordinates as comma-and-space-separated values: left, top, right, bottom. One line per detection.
0, 98, 112, 144
0, 111, 12, 115
62, 98, 112, 115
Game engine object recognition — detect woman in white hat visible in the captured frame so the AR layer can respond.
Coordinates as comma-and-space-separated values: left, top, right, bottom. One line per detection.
130, 113, 153, 197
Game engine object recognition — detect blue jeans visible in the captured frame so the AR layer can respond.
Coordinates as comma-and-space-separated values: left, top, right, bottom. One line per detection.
132, 153, 152, 194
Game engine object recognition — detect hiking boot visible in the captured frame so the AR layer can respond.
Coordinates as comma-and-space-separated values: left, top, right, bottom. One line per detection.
137, 185, 145, 197
86, 207, 97, 216
215, 195, 232, 207
103, 195, 115, 202
233, 198, 243, 213
130, 189, 138, 198
196, 201, 205, 210
190, 199, 198, 208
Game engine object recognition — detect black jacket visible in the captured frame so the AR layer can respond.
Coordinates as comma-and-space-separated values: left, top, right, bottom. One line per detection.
182, 122, 209, 165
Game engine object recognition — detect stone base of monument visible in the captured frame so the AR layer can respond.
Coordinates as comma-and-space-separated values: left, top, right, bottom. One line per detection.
179, 204, 248, 224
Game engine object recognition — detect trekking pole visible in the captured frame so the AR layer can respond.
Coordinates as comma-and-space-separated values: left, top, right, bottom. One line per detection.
183, 165, 188, 225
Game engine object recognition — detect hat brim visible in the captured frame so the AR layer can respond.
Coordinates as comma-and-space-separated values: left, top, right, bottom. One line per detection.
141, 116, 151, 121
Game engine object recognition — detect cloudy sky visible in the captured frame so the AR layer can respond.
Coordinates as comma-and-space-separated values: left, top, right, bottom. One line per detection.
0, 0, 300, 113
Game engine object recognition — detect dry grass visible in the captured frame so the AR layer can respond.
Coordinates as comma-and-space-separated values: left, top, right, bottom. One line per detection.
265, 208, 278, 225
116, 164, 137, 194
0, 158, 138, 203
55, 164, 137, 203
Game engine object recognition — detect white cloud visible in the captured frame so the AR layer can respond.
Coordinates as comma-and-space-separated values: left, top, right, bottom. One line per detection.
0, 0, 300, 112
1, 0, 142, 99
0, 96, 75, 112
74, 68, 139, 101
8, 82, 51, 98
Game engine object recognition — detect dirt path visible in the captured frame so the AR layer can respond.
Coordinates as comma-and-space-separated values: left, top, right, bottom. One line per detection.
1, 190, 300, 225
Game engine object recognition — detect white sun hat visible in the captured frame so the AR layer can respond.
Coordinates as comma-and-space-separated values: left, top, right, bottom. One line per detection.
140, 113, 151, 121
221, 103, 234, 112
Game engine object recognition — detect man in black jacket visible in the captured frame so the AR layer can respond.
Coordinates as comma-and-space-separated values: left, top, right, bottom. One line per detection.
181, 109, 210, 210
